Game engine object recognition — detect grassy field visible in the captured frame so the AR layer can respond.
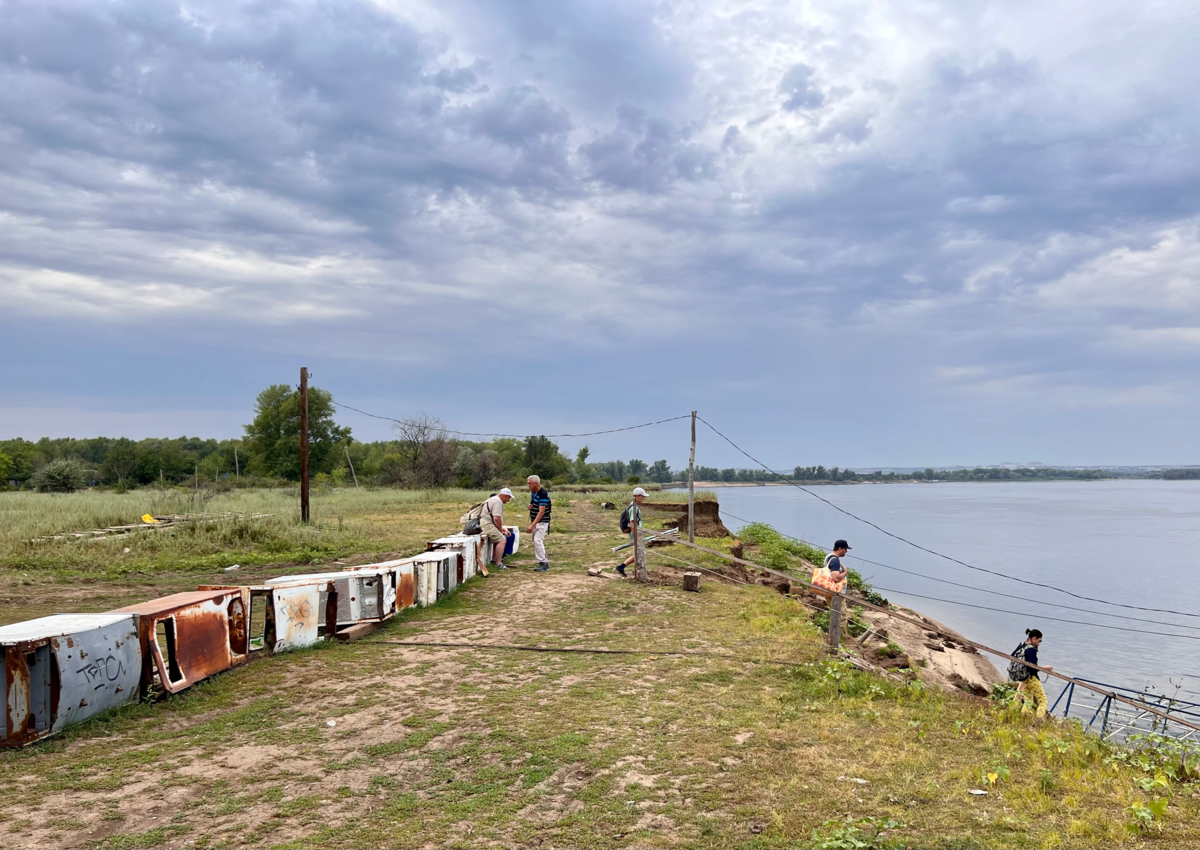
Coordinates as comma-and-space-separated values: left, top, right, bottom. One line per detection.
0, 489, 1197, 848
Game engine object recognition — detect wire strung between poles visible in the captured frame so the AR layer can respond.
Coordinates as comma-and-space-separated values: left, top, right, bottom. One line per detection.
332, 400, 690, 439
697, 415, 1200, 622
717, 508, 1200, 634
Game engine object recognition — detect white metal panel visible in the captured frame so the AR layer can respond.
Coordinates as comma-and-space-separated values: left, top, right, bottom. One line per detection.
50, 616, 141, 733
0, 614, 132, 644
270, 585, 323, 651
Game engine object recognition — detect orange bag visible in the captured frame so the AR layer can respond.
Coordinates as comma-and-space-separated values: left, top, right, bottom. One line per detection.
811, 565, 847, 594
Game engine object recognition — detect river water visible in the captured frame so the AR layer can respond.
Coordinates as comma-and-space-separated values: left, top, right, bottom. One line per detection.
682, 480, 1200, 700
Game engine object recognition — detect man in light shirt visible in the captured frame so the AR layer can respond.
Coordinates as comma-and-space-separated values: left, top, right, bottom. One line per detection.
480, 488, 513, 570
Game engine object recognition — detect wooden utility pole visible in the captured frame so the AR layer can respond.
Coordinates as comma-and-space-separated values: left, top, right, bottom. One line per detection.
345, 445, 359, 489
828, 593, 843, 654
687, 410, 696, 543
300, 367, 310, 524
632, 516, 648, 582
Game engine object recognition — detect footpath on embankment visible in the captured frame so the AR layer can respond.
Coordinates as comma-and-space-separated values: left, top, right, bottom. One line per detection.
0, 494, 1197, 849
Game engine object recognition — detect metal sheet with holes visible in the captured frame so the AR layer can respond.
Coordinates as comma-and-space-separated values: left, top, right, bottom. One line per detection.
111, 589, 250, 696
1, 614, 141, 747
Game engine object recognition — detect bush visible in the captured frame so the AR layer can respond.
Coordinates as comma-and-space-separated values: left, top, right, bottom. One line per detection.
626, 475, 641, 485
34, 457, 88, 493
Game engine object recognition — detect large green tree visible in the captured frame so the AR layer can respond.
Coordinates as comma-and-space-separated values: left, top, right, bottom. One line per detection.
243, 384, 350, 480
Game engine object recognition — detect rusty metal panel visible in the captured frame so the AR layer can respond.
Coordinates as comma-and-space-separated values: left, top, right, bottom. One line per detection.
200, 580, 338, 652
112, 589, 250, 696
1, 614, 141, 747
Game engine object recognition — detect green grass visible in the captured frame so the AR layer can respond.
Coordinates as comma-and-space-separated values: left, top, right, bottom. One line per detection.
0, 492, 1197, 848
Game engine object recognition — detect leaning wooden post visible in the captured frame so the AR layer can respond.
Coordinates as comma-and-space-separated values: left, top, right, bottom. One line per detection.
345, 444, 359, 489
633, 518, 648, 582
687, 410, 696, 543
828, 592, 843, 654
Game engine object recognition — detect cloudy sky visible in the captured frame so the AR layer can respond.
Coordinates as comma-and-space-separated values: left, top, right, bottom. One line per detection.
2, 0, 1198, 469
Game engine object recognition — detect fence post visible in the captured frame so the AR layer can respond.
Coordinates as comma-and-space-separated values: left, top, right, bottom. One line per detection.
828, 593, 843, 653
633, 519, 648, 582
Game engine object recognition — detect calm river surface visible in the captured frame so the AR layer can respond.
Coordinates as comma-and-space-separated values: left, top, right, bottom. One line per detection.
683, 480, 1200, 699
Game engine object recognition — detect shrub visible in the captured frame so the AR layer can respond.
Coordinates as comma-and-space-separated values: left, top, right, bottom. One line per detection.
34, 457, 88, 493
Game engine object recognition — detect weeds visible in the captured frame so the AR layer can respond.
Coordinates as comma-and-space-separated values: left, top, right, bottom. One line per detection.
810, 816, 905, 850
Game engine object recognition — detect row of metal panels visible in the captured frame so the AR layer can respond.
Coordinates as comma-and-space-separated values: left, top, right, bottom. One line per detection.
1, 533, 489, 747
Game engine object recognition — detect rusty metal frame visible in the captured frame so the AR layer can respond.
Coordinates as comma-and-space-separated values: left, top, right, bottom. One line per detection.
199, 580, 338, 654
111, 589, 251, 697
1, 614, 142, 748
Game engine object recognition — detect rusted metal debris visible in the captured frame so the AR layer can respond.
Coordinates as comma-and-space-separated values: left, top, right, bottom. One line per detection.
1, 614, 141, 747
266, 562, 418, 632
199, 580, 338, 654
4, 527, 483, 746
112, 589, 252, 697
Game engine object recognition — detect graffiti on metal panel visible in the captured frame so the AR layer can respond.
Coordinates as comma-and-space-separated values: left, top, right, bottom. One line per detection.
76, 655, 125, 691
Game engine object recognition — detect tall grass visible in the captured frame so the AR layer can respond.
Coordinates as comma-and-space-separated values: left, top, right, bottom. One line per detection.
0, 487, 490, 579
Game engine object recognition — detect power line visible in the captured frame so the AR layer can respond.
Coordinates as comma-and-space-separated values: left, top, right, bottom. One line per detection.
696, 415, 1200, 622
332, 399, 690, 439
866, 584, 1200, 643
716, 509, 1200, 634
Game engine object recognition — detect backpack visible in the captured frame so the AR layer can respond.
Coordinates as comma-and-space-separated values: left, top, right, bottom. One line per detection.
461, 500, 487, 536
1007, 642, 1033, 682
619, 502, 634, 533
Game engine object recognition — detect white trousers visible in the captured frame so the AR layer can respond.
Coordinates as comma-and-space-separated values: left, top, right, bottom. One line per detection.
532, 522, 550, 562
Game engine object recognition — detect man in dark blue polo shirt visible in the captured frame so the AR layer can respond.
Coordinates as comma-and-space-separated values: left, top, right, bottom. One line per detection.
526, 475, 552, 572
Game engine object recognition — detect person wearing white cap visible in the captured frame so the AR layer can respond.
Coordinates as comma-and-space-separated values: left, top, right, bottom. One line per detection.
481, 488, 514, 570
615, 487, 647, 577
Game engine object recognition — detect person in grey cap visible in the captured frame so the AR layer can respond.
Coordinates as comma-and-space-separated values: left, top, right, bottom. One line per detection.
481, 488, 513, 570
824, 539, 851, 583
615, 487, 647, 577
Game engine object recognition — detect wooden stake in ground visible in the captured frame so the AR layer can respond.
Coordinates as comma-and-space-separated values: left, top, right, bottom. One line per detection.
828, 593, 843, 654
688, 410, 696, 544
633, 518, 648, 582
345, 444, 359, 489
300, 366, 310, 524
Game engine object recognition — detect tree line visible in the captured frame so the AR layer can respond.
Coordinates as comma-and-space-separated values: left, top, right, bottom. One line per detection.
1, 382, 1189, 492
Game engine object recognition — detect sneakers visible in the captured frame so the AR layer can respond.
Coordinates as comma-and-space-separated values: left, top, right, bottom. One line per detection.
535, 562, 549, 572
615, 563, 627, 577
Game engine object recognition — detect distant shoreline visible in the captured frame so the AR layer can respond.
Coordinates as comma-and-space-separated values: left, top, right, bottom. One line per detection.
662, 476, 1195, 489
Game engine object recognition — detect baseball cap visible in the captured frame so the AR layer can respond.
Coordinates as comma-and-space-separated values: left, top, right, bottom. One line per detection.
631, 487, 647, 496
834, 539, 851, 550
499, 487, 513, 497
